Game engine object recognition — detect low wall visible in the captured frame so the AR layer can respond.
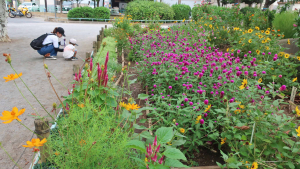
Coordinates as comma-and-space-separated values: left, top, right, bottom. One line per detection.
31, 12, 68, 18
278, 38, 299, 55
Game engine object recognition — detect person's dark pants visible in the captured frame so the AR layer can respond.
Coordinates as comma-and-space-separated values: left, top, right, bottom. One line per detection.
38, 45, 57, 56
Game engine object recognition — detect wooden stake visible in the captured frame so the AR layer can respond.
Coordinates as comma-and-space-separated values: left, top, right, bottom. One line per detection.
34, 119, 51, 163
97, 41, 101, 51
290, 86, 297, 103
97, 35, 100, 41
73, 64, 80, 75
105, 25, 107, 29
86, 52, 91, 59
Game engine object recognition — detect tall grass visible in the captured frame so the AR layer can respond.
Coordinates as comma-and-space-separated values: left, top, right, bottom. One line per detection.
273, 11, 297, 38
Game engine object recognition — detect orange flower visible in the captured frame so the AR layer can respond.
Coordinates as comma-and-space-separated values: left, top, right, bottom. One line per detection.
3, 73, 22, 82
23, 138, 47, 148
78, 104, 85, 108
0, 107, 25, 124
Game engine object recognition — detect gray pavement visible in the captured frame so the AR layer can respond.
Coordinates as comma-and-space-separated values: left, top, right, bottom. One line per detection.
0, 17, 110, 168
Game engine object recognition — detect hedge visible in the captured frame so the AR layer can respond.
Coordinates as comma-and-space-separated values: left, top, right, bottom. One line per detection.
94, 7, 110, 19
172, 4, 191, 20
68, 6, 110, 19
125, 1, 174, 20
68, 7, 94, 18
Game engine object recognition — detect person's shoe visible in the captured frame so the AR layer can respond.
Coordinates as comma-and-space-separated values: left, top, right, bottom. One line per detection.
45, 56, 57, 60
71, 57, 78, 61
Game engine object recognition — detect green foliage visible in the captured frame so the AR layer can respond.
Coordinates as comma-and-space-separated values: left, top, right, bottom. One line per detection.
128, 126, 188, 168
172, 4, 191, 20
93, 7, 110, 19
67, 6, 94, 18
125, 1, 175, 20
240, 6, 261, 15
273, 11, 297, 38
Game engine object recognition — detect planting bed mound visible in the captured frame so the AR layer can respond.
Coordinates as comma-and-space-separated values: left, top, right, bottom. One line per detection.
118, 52, 225, 167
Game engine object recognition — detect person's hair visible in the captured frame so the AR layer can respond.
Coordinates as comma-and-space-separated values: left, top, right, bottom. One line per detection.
52, 27, 58, 34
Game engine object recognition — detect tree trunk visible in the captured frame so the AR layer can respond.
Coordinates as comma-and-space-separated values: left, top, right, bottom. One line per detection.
97, 0, 99, 7
60, 0, 62, 13
45, 0, 48, 12
263, 0, 275, 8
0, 0, 10, 42
217, 0, 220, 6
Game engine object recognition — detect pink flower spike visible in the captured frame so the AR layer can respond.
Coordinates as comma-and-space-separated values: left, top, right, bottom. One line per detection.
153, 136, 157, 146
152, 153, 158, 162
66, 103, 70, 111
155, 144, 161, 153
158, 155, 164, 164
90, 58, 93, 71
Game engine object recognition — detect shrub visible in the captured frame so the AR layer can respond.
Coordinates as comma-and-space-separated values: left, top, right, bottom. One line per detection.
172, 4, 191, 20
273, 11, 297, 38
67, 6, 94, 18
240, 6, 261, 15
94, 7, 110, 19
125, 1, 174, 20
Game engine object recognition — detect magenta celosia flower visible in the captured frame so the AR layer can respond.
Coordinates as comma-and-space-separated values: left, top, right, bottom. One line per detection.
184, 98, 189, 102
244, 71, 248, 75
66, 103, 70, 111
248, 51, 251, 54
175, 76, 178, 81
189, 102, 193, 106
204, 113, 207, 117
273, 57, 277, 61
266, 91, 270, 94
158, 155, 164, 164
169, 86, 172, 89
262, 71, 266, 74
200, 119, 204, 124
204, 99, 209, 105
279, 75, 282, 78
90, 58, 93, 71
153, 136, 157, 146
237, 50, 241, 53
154, 84, 157, 88
261, 95, 264, 99
155, 144, 160, 153
175, 123, 178, 126
152, 153, 157, 162
162, 96, 165, 99
229, 99, 234, 103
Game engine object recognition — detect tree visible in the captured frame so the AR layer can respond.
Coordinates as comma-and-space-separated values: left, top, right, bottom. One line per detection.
263, 0, 276, 9
217, 0, 221, 6
0, 0, 10, 42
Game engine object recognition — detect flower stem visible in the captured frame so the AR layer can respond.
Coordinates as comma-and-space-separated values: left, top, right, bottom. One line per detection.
18, 121, 39, 136
14, 81, 50, 128
0, 144, 22, 169
48, 69, 68, 90
10, 65, 55, 121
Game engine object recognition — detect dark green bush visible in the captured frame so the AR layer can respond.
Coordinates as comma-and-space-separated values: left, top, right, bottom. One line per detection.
240, 6, 261, 15
67, 6, 94, 18
94, 7, 110, 19
172, 4, 191, 20
126, 1, 174, 20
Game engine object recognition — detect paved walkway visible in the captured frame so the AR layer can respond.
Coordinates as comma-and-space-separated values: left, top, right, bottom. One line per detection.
0, 17, 107, 168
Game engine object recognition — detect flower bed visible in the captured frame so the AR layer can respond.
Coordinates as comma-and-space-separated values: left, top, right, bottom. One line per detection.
128, 20, 300, 168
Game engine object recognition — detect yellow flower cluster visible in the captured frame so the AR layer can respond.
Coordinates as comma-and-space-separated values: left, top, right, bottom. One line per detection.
119, 102, 140, 111
195, 115, 202, 124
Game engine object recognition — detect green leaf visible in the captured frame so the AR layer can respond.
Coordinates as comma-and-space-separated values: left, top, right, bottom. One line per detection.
220, 150, 228, 161
172, 139, 186, 146
138, 94, 149, 100
163, 148, 187, 160
139, 119, 147, 123
133, 124, 147, 129
128, 79, 137, 85
273, 100, 279, 107
155, 127, 173, 144
140, 131, 154, 139
287, 161, 295, 169
99, 93, 106, 100
126, 140, 146, 153
106, 97, 117, 107
164, 158, 189, 168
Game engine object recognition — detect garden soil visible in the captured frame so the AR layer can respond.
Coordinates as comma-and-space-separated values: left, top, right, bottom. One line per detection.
0, 17, 111, 168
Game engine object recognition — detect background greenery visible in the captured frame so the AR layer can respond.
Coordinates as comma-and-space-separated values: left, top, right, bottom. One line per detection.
172, 4, 191, 20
